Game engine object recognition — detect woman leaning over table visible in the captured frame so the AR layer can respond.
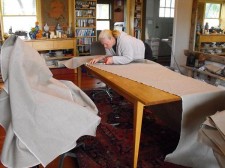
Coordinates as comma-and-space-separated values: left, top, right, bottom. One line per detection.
89, 29, 152, 64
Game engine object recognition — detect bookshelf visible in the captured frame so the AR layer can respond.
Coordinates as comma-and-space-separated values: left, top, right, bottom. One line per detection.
133, 0, 143, 40
75, 0, 97, 56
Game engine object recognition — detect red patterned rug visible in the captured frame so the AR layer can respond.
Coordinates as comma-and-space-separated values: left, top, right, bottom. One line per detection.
75, 90, 188, 168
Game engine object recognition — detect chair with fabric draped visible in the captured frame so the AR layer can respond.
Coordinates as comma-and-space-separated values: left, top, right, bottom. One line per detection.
0, 35, 100, 168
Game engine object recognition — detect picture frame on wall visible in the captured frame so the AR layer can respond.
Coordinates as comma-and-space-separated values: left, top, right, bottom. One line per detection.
41, 0, 69, 30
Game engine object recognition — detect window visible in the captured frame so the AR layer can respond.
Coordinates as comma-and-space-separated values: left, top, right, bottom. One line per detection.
159, 0, 175, 18
96, 4, 110, 30
204, 3, 221, 28
1, 0, 37, 34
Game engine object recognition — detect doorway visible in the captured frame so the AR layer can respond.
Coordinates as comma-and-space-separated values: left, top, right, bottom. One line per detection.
96, 0, 125, 38
145, 0, 175, 66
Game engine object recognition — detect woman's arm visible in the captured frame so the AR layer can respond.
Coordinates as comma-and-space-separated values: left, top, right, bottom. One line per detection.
88, 55, 107, 64
89, 48, 114, 64
112, 41, 134, 64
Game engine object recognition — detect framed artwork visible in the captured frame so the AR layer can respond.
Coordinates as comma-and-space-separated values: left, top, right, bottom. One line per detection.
41, 0, 68, 30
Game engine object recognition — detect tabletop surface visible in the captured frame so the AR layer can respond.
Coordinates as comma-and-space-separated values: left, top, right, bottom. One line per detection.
86, 65, 181, 106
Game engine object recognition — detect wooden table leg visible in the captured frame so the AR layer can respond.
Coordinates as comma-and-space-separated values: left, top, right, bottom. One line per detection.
77, 67, 81, 87
133, 101, 144, 168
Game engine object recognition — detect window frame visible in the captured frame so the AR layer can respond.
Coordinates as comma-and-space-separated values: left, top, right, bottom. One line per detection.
96, 2, 111, 31
0, 0, 40, 35
204, 2, 221, 28
159, 0, 175, 18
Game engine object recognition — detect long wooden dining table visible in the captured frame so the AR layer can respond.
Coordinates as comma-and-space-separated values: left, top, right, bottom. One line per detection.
77, 65, 181, 168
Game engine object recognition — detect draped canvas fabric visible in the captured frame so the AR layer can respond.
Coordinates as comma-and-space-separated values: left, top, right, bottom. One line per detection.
62, 58, 225, 168
198, 110, 225, 168
0, 36, 101, 168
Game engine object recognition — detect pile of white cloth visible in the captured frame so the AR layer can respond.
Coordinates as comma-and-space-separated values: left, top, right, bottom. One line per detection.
0, 36, 101, 168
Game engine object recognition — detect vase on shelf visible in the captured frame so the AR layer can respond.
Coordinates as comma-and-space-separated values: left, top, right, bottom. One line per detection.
55, 23, 62, 38
29, 31, 36, 39
44, 23, 50, 38
44, 23, 49, 32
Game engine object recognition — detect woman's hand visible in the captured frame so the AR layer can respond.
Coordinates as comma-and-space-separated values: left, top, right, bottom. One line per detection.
104, 57, 113, 64
89, 56, 114, 64
89, 56, 106, 64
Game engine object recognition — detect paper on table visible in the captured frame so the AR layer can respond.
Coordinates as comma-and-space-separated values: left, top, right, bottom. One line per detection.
59, 56, 98, 69
90, 62, 221, 96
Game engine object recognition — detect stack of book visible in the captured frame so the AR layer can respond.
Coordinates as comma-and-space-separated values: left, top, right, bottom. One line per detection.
76, 29, 94, 37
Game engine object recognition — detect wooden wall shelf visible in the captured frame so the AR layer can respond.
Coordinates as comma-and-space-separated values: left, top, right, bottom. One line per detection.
25, 38, 76, 69
182, 50, 225, 84
24, 38, 75, 51
197, 34, 225, 54
181, 65, 225, 82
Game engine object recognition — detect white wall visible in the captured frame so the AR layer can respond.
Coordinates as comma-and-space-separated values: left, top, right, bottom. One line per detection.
171, 0, 193, 70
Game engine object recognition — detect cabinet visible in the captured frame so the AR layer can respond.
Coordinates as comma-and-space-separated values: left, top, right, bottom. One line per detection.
197, 34, 225, 55
25, 38, 77, 83
133, 0, 144, 40
74, 0, 97, 56
25, 38, 76, 68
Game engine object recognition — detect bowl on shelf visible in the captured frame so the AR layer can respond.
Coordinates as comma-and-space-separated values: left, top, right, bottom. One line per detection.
55, 61, 65, 68
48, 51, 56, 57
55, 51, 64, 57
46, 60, 54, 66
204, 43, 210, 48
215, 49, 222, 54
220, 44, 225, 48
206, 49, 214, 54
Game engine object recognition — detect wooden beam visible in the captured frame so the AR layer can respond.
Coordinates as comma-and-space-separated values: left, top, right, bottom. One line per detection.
125, 0, 134, 36
189, 0, 198, 51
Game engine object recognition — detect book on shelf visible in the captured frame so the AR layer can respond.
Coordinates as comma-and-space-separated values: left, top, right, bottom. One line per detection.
76, 29, 95, 37
76, 19, 95, 27
134, 28, 141, 39
76, 38, 94, 45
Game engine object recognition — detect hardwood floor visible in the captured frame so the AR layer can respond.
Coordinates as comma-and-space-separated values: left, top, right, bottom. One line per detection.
0, 72, 103, 168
